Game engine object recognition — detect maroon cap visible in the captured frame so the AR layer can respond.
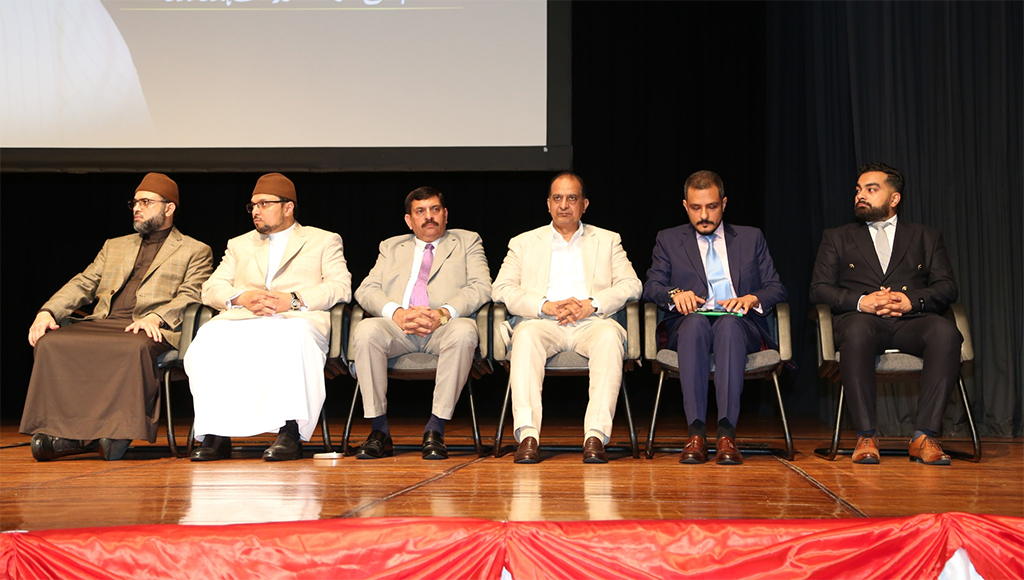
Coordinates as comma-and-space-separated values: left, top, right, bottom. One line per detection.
253, 173, 296, 203
136, 173, 179, 205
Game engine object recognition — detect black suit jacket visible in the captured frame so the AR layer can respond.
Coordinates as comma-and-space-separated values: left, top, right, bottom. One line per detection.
809, 220, 959, 322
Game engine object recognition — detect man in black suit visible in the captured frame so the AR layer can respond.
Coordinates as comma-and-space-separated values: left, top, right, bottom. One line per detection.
643, 170, 787, 465
810, 162, 962, 465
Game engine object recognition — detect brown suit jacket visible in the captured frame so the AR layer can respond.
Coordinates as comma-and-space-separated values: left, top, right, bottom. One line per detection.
41, 227, 214, 348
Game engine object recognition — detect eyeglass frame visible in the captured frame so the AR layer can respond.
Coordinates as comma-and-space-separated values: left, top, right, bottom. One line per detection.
129, 198, 169, 210
245, 199, 291, 214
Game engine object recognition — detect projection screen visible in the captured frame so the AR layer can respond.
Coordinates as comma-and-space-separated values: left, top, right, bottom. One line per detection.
0, 0, 571, 172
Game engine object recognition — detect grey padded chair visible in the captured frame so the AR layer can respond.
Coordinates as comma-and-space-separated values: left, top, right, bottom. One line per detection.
643, 302, 795, 460
490, 300, 641, 459
812, 302, 980, 462
164, 302, 349, 457
339, 303, 490, 457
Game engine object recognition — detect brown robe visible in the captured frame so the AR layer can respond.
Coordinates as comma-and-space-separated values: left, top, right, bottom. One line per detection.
20, 229, 173, 442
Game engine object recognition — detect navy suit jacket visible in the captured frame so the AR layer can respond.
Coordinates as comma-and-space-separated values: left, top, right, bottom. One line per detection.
643, 223, 787, 346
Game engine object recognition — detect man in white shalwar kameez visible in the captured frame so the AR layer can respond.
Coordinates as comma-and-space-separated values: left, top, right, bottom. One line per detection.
184, 173, 351, 461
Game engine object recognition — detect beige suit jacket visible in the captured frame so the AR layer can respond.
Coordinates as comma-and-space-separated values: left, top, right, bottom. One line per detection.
355, 229, 491, 319
41, 227, 214, 348
492, 223, 641, 319
202, 223, 352, 338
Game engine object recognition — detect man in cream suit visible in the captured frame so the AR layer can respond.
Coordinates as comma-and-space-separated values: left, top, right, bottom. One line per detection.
492, 173, 642, 464
351, 186, 491, 460
22, 173, 213, 461
185, 173, 352, 462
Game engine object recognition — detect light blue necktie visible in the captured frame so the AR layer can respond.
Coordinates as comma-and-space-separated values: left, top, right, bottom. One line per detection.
702, 234, 734, 308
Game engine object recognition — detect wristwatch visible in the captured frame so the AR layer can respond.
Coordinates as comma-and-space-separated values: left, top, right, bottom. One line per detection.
667, 288, 682, 298
438, 308, 451, 325
290, 292, 302, 311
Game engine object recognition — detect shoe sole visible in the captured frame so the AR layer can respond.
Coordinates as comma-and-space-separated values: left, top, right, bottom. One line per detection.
422, 452, 448, 460
910, 456, 950, 465
583, 457, 608, 464
853, 456, 880, 464
356, 451, 394, 459
679, 457, 706, 464
514, 457, 539, 464
716, 459, 743, 465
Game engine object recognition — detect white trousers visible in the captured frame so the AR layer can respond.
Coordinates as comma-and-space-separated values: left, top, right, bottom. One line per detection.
184, 317, 328, 441
508, 317, 625, 444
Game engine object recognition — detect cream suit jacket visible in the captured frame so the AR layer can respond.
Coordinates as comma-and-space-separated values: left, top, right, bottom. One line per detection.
41, 227, 214, 348
492, 223, 642, 319
355, 229, 492, 318
202, 223, 352, 338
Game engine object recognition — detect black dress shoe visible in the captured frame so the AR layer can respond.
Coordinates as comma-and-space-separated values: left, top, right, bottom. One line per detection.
582, 436, 608, 463
190, 435, 232, 462
98, 438, 131, 461
514, 436, 540, 464
356, 430, 394, 459
30, 433, 97, 462
422, 430, 448, 460
263, 430, 303, 461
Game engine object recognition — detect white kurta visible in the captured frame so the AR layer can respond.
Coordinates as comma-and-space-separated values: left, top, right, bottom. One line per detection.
185, 316, 328, 441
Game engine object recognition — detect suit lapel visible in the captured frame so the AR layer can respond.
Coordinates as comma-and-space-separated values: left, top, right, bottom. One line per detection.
535, 227, 553, 291
885, 221, 913, 281
254, 231, 270, 285
276, 223, 307, 277
581, 225, 597, 288
429, 232, 454, 279
853, 223, 884, 276
681, 225, 708, 289
111, 235, 142, 291
724, 223, 742, 292
142, 227, 180, 283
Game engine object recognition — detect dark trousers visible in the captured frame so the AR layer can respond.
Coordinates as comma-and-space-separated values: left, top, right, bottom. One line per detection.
668, 313, 761, 429
833, 312, 963, 434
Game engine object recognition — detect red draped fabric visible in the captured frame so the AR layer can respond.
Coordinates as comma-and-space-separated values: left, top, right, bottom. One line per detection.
2, 513, 1021, 579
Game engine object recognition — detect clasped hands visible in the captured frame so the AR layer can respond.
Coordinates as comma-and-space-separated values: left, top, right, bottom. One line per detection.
858, 287, 912, 317
672, 290, 759, 316
233, 290, 294, 317
542, 297, 595, 326
392, 306, 445, 337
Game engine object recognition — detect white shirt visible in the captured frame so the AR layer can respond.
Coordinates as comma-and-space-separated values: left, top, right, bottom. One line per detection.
540, 222, 603, 316
381, 235, 460, 321
857, 214, 899, 312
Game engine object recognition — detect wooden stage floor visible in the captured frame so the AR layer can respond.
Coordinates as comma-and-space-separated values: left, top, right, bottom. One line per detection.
2, 418, 1021, 532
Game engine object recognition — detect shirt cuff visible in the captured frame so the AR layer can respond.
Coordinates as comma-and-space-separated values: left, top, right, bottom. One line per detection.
856, 294, 867, 313
227, 291, 243, 309
589, 297, 603, 315
382, 302, 401, 321
441, 304, 460, 319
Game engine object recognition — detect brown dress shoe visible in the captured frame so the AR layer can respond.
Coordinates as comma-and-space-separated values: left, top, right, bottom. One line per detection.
582, 436, 608, 463
910, 434, 951, 465
852, 435, 881, 464
715, 436, 743, 465
514, 436, 540, 464
679, 435, 708, 464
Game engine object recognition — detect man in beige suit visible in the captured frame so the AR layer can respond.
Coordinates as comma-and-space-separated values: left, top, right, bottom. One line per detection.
351, 186, 491, 460
492, 173, 641, 464
184, 173, 352, 462
22, 173, 214, 461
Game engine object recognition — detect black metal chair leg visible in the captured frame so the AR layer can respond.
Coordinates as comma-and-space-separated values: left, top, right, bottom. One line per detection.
771, 371, 795, 460
816, 384, 844, 460
646, 371, 666, 459
466, 378, 483, 457
493, 380, 512, 458
620, 376, 639, 458
958, 375, 982, 462
342, 382, 361, 456
186, 425, 195, 456
163, 369, 181, 458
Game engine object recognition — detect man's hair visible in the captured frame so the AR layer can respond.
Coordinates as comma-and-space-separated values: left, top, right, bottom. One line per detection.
683, 170, 725, 200
549, 172, 586, 199
858, 162, 904, 193
405, 186, 445, 214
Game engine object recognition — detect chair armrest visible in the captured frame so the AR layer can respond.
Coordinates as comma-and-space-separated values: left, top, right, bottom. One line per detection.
474, 302, 491, 360
328, 302, 347, 362
624, 300, 640, 361
178, 303, 213, 358
347, 304, 366, 358
775, 302, 792, 363
810, 304, 837, 377
643, 302, 660, 361
491, 302, 509, 362
946, 302, 974, 363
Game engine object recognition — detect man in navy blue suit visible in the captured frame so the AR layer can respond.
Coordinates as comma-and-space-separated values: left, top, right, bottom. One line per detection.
643, 170, 787, 465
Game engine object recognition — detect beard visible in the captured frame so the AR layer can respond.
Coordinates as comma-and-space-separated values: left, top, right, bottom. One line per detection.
133, 213, 165, 235
854, 203, 891, 222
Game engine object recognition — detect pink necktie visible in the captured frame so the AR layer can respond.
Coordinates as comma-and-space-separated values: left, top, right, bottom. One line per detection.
409, 243, 433, 307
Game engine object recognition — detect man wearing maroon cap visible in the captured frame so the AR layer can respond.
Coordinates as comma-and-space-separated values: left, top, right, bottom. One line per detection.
22, 173, 214, 461
185, 173, 352, 462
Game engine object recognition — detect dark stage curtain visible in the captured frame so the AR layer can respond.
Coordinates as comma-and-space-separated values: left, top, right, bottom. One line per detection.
765, 1, 1023, 436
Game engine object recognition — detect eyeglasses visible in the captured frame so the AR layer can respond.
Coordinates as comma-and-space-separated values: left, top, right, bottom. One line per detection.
129, 198, 167, 210
246, 200, 289, 213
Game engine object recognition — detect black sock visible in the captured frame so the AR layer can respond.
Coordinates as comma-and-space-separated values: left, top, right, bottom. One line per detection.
688, 419, 706, 438
717, 418, 736, 440
856, 429, 877, 438
371, 415, 390, 436
424, 414, 445, 436
280, 420, 299, 438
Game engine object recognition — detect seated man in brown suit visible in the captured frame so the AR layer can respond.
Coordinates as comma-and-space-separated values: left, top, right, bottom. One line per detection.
22, 173, 214, 461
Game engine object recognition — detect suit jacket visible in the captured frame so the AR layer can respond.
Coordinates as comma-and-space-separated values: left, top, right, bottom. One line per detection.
809, 220, 958, 321
202, 222, 352, 338
41, 227, 214, 348
492, 223, 642, 319
355, 229, 492, 318
642, 223, 787, 342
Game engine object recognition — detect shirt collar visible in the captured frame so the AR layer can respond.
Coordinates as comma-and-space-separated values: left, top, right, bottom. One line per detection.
266, 222, 296, 242
550, 221, 584, 243
867, 214, 899, 229
695, 222, 725, 241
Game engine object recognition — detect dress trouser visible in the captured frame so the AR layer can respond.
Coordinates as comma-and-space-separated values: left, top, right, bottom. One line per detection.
833, 312, 963, 433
